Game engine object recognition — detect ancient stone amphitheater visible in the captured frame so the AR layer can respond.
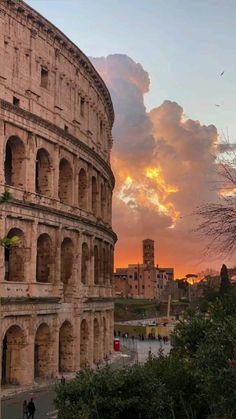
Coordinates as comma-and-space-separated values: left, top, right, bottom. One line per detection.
0, 0, 116, 386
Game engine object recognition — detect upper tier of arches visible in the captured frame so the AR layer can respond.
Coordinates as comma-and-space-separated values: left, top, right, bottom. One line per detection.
1, 0, 114, 164
4, 135, 112, 225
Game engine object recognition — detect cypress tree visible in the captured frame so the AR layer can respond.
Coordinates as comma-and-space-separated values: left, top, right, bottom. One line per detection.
220, 264, 231, 295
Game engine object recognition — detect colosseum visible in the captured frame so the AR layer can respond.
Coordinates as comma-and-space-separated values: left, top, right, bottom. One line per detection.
0, 0, 116, 387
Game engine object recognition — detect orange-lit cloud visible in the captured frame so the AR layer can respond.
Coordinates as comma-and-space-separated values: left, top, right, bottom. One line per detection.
91, 54, 224, 277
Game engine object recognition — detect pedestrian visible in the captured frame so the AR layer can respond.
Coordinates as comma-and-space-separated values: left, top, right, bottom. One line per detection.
27, 398, 36, 419
148, 347, 152, 361
61, 375, 66, 385
22, 400, 28, 419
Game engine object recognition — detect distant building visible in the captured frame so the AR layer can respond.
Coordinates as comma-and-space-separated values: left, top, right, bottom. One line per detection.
114, 239, 174, 300
143, 238, 155, 266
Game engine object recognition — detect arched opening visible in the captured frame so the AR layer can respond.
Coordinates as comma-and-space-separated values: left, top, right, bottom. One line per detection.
34, 323, 52, 378
94, 245, 99, 285
103, 317, 108, 358
5, 228, 25, 282
1, 325, 26, 385
91, 176, 97, 216
36, 234, 52, 283
81, 242, 89, 285
80, 319, 89, 368
93, 318, 100, 364
59, 321, 74, 373
101, 184, 106, 220
59, 158, 73, 205
4, 136, 25, 187
35, 148, 52, 196
78, 168, 87, 210
61, 238, 74, 284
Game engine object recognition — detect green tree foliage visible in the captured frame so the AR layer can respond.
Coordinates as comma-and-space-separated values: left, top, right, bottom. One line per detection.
0, 189, 19, 249
0, 188, 12, 203
220, 264, 231, 295
55, 290, 236, 419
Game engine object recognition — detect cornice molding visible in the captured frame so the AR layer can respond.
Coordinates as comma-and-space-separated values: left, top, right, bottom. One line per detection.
12, 198, 118, 243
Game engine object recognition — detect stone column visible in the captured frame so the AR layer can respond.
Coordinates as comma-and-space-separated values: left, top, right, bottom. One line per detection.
90, 236, 95, 288
51, 316, 59, 378
97, 175, 101, 219
74, 312, 81, 371
28, 220, 38, 295
27, 132, 36, 194
87, 165, 92, 213
53, 144, 60, 200
0, 214, 5, 281
54, 227, 63, 298
75, 232, 81, 297
110, 309, 114, 353
26, 324, 36, 385
88, 313, 94, 366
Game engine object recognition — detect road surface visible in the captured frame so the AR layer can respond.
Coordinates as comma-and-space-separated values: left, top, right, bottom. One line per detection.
2, 387, 57, 419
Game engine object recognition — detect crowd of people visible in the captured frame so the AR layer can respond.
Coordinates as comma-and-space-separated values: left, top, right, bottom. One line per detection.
115, 330, 169, 343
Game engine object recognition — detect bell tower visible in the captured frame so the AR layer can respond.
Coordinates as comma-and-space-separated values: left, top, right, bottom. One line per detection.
143, 239, 155, 267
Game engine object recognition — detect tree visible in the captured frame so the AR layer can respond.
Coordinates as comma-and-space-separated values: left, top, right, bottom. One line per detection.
195, 146, 236, 256
220, 263, 231, 295
56, 292, 236, 419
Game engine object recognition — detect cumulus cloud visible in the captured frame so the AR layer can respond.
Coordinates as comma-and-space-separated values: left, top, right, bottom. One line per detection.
91, 54, 222, 276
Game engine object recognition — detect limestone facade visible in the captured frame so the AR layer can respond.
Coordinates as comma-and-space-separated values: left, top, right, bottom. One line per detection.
0, 0, 116, 386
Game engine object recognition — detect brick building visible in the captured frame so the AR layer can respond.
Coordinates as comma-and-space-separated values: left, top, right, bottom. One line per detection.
0, 0, 116, 387
114, 239, 174, 300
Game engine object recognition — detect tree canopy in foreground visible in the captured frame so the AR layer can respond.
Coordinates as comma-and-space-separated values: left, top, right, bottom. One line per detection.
55, 289, 236, 419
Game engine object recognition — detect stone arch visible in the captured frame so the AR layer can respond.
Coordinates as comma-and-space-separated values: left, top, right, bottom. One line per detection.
91, 176, 98, 216
34, 323, 52, 378
94, 244, 99, 285
81, 242, 89, 285
4, 228, 25, 282
59, 321, 74, 373
36, 233, 53, 283
93, 318, 100, 364
4, 136, 26, 188
101, 183, 106, 220
61, 238, 74, 284
1, 325, 26, 385
59, 158, 73, 205
78, 168, 87, 210
80, 319, 89, 368
35, 148, 52, 196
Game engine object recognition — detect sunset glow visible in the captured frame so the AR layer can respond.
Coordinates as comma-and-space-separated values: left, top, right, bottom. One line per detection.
92, 55, 223, 277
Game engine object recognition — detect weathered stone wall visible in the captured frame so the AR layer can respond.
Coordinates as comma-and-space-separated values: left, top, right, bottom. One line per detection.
0, 0, 114, 164
0, 0, 116, 387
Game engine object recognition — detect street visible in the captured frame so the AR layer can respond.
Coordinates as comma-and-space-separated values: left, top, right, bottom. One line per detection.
1, 387, 57, 419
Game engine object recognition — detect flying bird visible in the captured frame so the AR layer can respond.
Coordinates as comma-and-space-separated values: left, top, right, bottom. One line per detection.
215, 104, 220, 107
220, 71, 225, 76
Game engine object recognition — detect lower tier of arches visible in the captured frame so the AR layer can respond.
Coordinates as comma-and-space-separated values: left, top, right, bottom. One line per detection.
1, 307, 114, 386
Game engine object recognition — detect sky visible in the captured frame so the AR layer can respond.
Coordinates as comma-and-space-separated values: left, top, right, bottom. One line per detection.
27, 0, 236, 276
